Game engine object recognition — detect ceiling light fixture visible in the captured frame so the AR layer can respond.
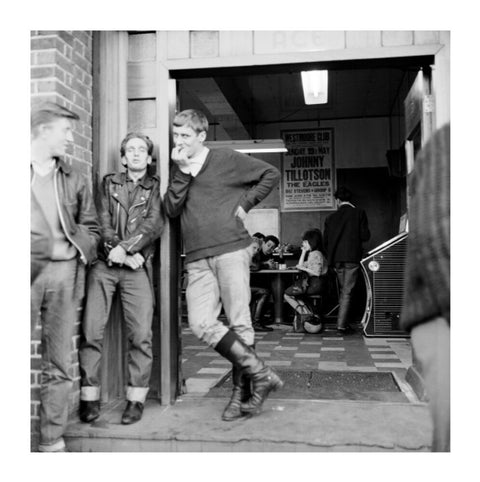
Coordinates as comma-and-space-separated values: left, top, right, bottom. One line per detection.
205, 139, 288, 154
301, 70, 328, 104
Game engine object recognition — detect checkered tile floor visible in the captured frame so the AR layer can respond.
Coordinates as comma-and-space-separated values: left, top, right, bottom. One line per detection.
180, 323, 412, 396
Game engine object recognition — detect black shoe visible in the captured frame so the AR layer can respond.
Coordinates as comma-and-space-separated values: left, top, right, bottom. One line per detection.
252, 322, 273, 332
121, 401, 144, 425
79, 400, 100, 423
261, 317, 274, 326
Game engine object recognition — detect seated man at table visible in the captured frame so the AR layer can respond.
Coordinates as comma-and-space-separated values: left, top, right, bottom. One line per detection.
252, 232, 265, 246
250, 234, 279, 332
251, 234, 279, 271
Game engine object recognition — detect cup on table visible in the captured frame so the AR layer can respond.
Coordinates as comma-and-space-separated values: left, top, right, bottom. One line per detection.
274, 262, 279, 269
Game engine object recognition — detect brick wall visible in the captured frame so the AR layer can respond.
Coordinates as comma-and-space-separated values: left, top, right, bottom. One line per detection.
31, 30, 93, 176
30, 30, 93, 449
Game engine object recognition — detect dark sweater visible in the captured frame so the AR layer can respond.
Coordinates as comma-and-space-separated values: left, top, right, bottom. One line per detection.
400, 124, 450, 331
164, 148, 280, 263
324, 204, 370, 265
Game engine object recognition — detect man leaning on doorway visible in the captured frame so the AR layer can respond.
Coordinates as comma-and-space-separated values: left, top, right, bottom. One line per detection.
78, 132, 164, 425
163, 109, 284, 421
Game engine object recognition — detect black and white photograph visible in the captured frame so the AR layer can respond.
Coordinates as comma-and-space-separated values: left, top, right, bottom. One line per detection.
4, 0, 476, 479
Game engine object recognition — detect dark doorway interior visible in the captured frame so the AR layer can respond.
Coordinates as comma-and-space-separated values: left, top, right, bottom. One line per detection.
173, 57, 430, 395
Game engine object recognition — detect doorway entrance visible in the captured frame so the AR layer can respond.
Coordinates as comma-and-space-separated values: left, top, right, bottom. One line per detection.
91, 32, 439, 405
172, 57, 431, 398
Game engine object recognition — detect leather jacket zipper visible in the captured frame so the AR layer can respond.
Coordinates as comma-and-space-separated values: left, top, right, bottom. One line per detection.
129, 199, 146, 212
128, 233, 143, 251
54, 167, 87, 263
115, 201, 120, 234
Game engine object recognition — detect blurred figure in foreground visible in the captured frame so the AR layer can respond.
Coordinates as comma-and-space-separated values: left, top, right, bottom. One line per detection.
400, 123, 450, 452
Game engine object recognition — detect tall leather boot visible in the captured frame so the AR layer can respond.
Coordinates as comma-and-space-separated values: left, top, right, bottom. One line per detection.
253, 291, 268, 322
221, 365, 251, 421
215, 331, 283, 416
252, 290, 273, 332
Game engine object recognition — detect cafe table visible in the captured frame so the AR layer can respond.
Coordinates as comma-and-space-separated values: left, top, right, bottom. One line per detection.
251, 268, 300, 324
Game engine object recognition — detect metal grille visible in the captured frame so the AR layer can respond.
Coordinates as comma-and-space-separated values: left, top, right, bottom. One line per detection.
371, 237, 407, 334
361, 233, 409, 337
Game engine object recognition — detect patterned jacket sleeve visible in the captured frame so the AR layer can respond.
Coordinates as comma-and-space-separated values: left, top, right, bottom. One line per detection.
400, 124, 450, 331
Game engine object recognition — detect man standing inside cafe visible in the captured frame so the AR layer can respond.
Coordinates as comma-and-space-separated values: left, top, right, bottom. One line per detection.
324, 186, 370, 335
163, 109, 283, 421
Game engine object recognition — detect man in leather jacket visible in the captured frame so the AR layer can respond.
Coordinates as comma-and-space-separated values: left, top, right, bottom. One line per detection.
31, 102, 100, 452
79, 132, 164, 425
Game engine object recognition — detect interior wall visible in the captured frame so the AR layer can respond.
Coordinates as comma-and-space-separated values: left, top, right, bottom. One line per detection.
262, 117, 391, 168
251, 117, 402, 250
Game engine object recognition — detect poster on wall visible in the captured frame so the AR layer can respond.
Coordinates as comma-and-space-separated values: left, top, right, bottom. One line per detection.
281, 128, 335, 211
244, 208, 279, 239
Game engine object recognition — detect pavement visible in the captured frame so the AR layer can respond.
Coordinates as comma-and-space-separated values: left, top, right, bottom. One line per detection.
65, 395, 431, 452
64, 323, 432, 452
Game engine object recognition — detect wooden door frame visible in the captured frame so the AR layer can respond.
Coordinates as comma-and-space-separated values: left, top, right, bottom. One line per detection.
156, 33, 181, 404
92, 31, 129, 402
93, 31, 449, 406
92, 31, 181, 405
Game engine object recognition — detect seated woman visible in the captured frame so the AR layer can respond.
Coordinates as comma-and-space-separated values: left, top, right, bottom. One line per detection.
284, 229, 328, 331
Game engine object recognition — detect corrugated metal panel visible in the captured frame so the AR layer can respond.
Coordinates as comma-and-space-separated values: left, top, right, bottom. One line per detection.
362, 234, 409, 337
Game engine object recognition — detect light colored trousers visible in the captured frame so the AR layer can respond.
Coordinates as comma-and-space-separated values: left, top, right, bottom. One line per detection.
186, 247, 254, 348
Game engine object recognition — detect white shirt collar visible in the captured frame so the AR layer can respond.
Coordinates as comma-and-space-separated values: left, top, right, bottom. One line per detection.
180, 147, 209, 177
338, 201, 356, 208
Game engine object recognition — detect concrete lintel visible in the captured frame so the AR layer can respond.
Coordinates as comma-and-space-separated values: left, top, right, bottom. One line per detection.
165, 44, 443, 73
